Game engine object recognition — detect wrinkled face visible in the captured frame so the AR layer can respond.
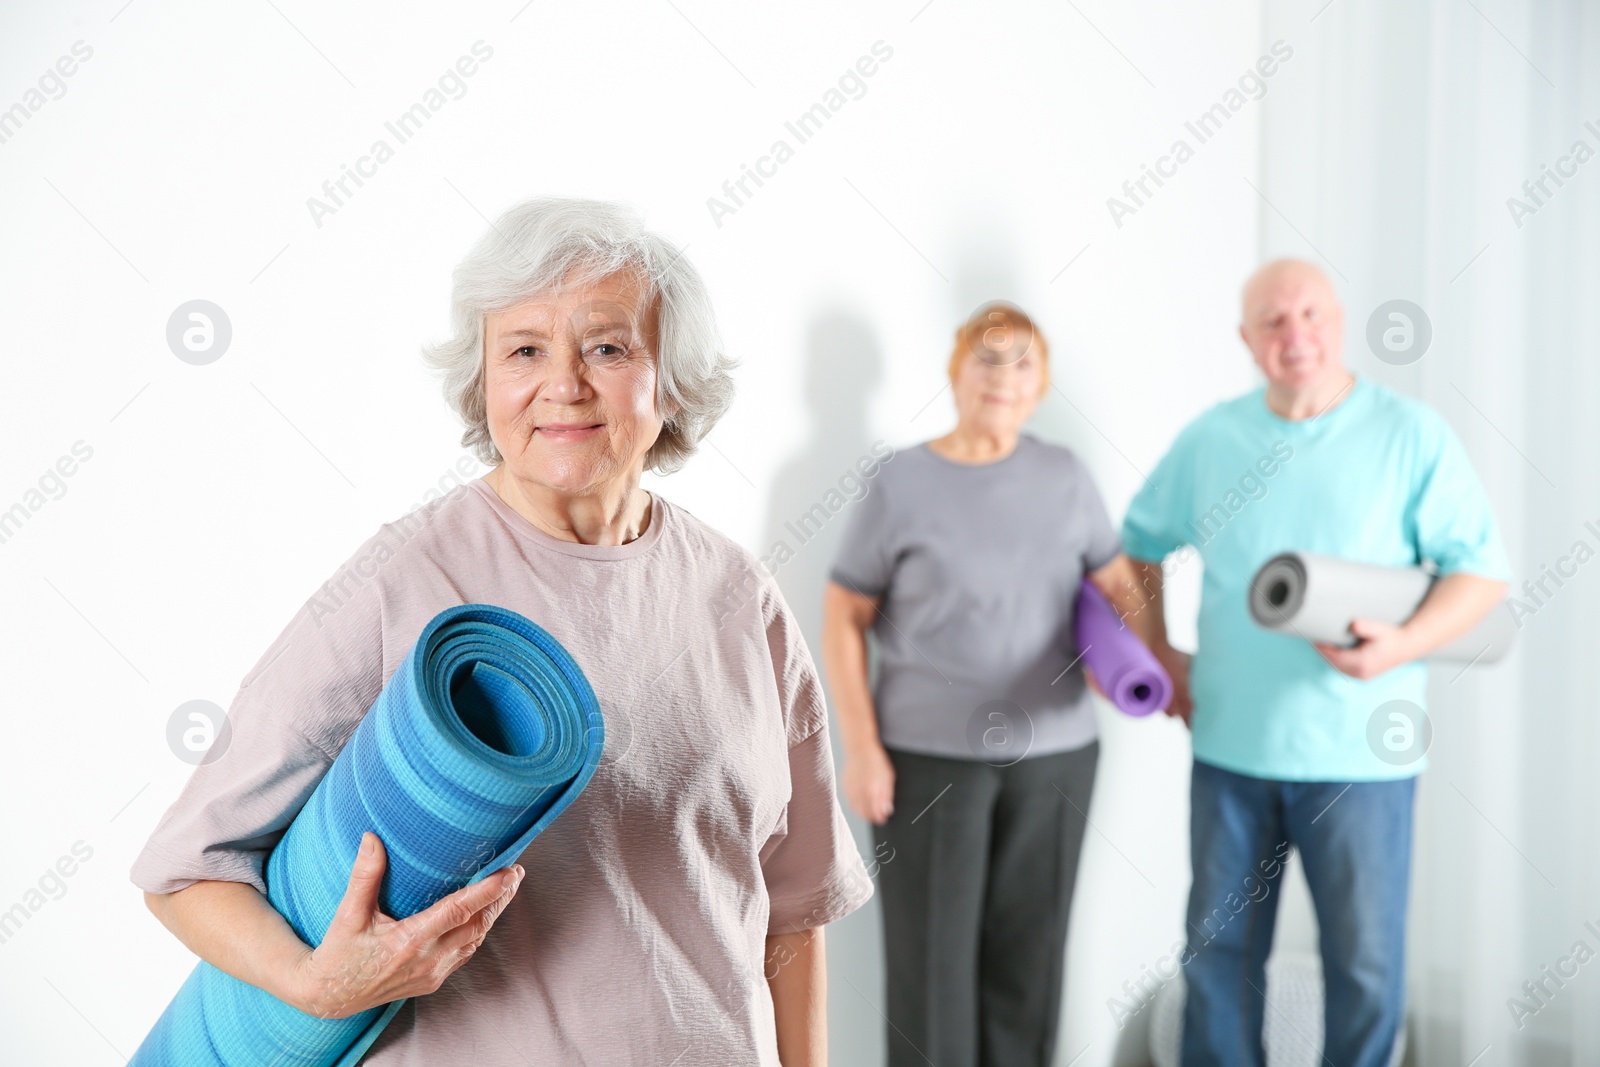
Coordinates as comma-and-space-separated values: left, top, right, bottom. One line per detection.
482, 270, 664, 497
1240, 264, 1345, 391
951, 320, 1045, 438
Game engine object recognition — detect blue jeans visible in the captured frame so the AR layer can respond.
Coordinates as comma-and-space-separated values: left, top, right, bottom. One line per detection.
1180, 760, 1415, 1067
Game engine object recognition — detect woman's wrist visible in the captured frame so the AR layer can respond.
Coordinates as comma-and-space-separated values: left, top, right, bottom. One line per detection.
230, 888, 323, 1016
286, 944, 333, 1018
841, 731, 885, 762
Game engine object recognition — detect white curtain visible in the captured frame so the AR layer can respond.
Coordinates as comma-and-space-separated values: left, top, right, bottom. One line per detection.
1258, 1, 1600, 1062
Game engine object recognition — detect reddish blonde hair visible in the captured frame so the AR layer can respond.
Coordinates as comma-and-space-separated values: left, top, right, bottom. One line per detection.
947, 302, 1051, 397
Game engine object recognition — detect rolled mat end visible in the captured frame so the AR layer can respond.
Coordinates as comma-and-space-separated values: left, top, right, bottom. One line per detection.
131, 602, 604, 1067
1073, 580, 1172, 717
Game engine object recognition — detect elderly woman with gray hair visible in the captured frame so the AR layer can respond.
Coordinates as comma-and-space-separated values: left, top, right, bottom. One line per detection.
132, 198, 871, 1065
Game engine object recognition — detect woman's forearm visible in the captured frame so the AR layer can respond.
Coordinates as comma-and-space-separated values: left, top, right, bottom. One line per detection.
820, 586, 880, 755
1091, 555, 1172, 650
767, 928, 826, 1066
145, 881, 313, 1010
145, 836, 523, 1021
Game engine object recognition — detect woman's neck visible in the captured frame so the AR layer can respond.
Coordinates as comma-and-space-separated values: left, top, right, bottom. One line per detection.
927, 425, 1021, 465
486, 466, 652, 546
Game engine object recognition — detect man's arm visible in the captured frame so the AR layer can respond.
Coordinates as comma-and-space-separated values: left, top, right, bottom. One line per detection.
1317, 572, 1509, 679
767, 928, 826, 1066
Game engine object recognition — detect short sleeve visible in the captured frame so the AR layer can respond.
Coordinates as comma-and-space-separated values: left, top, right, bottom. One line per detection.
828, 468, 895, 598
757, 582, 873, 935
1410, 414, 1511, 581
1121, 422, 1200, 563
1074, 458, 1123, 573
129, 532, 389, 896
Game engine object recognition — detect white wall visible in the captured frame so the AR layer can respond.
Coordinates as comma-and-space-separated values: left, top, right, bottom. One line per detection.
1255, 3, 1600, 1063
0, 2, 1286, 1064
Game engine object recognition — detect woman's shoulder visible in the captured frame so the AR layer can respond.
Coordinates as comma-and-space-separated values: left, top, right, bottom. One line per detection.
651, 495, 790, 632
380, 478, 491, 547
653, 494, 769, 578
1020, 433, 1093, 476
1016, 436, 1116, 514
238, 483, 490, 687
327, 480, 493, 590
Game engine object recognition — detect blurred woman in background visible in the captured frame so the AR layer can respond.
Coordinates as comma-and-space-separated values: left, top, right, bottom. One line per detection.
822, 302, 1144, 1067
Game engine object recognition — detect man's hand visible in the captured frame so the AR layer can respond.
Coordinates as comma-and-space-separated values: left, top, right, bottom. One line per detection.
1315, 618, 1419, 680
1319, 572, 1509, 679
1154, 645, 1193, 727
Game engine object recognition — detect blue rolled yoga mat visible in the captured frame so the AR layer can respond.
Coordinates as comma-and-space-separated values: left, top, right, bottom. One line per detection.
131, 603, 605, 1067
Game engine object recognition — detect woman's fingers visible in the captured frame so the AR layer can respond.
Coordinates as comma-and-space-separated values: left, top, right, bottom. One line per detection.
434, 869, 522, 957
404, 865, 523, 946
854, 787, 883, 825
327, 832, 388, 937
843, 747, 897, 824
853, 794, 875, 824
297, 856, 525, 1018
865, 784, 889, 825
853, 769, 889, 825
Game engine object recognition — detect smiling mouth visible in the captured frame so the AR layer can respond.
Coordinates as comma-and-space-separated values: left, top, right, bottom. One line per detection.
535, 423, 604, 439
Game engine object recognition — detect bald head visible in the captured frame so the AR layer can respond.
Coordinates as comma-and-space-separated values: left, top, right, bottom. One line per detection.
1240, 259, 1338, 323
1238, 258, 1346, 397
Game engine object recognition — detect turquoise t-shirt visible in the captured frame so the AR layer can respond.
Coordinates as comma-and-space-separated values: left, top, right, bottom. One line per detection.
1121, 375, 1510, 782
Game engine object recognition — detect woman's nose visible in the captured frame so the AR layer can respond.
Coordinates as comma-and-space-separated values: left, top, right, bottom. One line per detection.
543, 347, 588, 401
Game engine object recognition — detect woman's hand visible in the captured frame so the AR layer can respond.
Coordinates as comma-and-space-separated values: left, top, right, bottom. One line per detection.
841, 743, 896, 826
291, 832, 524, 1019
1154, 645, 1194, 727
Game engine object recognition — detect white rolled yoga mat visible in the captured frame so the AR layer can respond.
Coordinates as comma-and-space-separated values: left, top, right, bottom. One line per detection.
1247, 552, 1515, 663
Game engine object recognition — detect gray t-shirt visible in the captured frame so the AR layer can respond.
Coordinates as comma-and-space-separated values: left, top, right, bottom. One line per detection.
829, 433, 1121, 761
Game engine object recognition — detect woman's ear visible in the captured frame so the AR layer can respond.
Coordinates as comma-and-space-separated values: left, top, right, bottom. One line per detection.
659, 388, 683, 432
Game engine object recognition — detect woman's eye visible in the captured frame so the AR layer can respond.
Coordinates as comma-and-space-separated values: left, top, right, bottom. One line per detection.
514, 346, 537, 357
589, 343, 625, 359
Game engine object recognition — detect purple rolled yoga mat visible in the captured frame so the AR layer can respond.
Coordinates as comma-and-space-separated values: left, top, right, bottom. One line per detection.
1074, 579, 1172, 717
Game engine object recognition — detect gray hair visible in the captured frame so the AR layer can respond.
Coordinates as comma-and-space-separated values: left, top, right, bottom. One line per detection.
421, 197, 737, 474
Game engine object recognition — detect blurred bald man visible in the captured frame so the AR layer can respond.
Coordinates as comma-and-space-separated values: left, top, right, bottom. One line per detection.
1113, 260, 1509, 1066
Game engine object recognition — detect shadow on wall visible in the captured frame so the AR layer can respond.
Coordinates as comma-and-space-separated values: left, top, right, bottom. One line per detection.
759, 308, 886, 1066
761, 310, 884, 647
788, 226, 1047, 1066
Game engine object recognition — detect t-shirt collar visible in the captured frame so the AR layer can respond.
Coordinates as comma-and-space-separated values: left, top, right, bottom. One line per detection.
1254, 372, 1367, 433
469, 478, 666, 560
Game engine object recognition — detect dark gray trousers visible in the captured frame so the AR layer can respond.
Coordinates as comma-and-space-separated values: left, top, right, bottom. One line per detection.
872, 742, 1099, 1067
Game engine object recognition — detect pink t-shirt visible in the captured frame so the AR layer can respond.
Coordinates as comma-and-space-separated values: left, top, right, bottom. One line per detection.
130, 478, 872, 1065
